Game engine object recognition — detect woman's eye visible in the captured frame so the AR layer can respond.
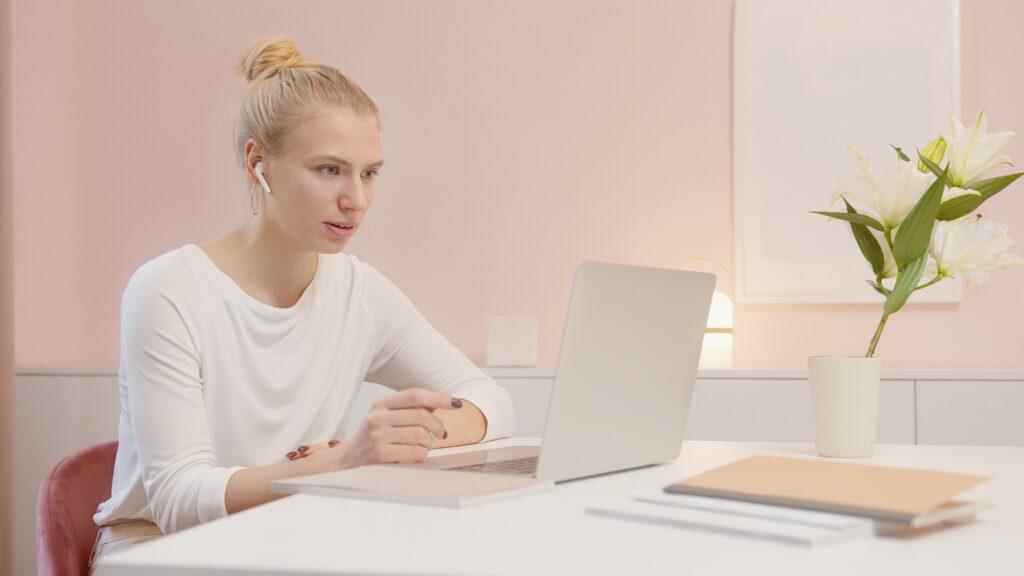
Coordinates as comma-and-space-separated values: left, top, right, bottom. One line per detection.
320, 166, 340, 176
362, 169, 379, 180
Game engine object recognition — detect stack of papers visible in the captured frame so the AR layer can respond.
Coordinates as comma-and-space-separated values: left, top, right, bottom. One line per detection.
587, 490, 876, 547
271, 465, 553, 508
665, 455, 991, 527
587, 455, 992, 547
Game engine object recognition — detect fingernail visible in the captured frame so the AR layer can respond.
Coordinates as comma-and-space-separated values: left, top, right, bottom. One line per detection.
298, 445, 309, 452
328, 440, 340, 447
451, 398, 463, 408
443, 430, 448, 439
287, 451, 297, 460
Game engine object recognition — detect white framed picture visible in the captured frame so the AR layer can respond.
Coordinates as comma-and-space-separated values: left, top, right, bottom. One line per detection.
733, 0, 963, 303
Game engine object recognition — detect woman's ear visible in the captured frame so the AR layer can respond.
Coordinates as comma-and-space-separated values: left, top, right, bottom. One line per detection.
254, 161, 272, 195
244, 139, 267, 189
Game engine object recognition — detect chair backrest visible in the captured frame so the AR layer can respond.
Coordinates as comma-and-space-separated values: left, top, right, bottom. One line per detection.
36, 441, 118, 576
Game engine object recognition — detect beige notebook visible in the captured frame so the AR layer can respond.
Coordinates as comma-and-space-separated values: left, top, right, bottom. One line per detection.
271, 465, 553, 508
665, 455, 991, 527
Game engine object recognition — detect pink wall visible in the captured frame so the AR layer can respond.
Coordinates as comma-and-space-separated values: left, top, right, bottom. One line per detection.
1, 0, 14, 567
10, 0, 1024, 370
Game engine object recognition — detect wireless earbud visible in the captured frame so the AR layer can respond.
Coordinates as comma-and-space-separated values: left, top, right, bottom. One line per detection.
254, 161, 272, 195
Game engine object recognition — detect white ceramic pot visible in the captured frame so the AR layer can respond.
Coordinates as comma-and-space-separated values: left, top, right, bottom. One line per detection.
808, 356, 881, 458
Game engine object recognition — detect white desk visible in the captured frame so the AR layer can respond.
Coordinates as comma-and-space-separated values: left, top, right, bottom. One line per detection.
95, 439, 1023, 576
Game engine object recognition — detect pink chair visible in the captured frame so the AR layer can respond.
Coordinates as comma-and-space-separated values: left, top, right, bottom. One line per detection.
36, 441, 118, 576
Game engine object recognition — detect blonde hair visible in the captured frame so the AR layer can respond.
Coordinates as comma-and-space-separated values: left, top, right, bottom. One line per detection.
233, 36, 380, 166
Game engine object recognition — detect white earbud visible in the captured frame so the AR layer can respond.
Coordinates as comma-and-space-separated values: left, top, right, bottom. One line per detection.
254, 162, 272, 195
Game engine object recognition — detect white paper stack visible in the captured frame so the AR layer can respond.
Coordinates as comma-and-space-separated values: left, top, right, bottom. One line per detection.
271, 465, 553, 508
585, 490, 877, 547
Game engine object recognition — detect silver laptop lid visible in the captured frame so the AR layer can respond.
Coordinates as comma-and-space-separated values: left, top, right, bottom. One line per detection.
534, 261, 715, 482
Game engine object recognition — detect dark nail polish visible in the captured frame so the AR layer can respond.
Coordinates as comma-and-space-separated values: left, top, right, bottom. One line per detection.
451, 398, 463, 408
298, 445, 309, 452
443, 430, 448, 439
287, 451, 297, 459
328, 440, 340, 447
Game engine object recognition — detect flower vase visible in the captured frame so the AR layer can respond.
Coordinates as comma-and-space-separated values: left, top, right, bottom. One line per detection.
807, 356, 881, 458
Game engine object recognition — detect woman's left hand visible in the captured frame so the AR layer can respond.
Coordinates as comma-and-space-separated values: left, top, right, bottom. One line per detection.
286, 438, 348, 461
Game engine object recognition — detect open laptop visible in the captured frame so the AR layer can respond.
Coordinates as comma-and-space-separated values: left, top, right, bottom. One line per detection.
408, 260, 716, 482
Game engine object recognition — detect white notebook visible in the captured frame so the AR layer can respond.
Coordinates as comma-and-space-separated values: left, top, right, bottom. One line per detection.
271, 465, 553, 508
586, 490, 877, 547
633, 489, 877, 531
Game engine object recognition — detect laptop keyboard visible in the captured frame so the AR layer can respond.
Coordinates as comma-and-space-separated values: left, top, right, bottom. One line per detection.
449, 456, 539, 475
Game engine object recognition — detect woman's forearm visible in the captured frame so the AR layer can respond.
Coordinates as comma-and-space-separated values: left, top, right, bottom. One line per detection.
224, 448, 335, 515
433, 400, 487, 449
224, 398, 487, 515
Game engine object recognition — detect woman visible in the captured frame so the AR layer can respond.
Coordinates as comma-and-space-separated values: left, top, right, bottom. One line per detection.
87, 36, 515, 572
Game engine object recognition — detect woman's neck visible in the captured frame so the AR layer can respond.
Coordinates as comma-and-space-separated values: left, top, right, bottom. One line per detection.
206, 217, 318, 308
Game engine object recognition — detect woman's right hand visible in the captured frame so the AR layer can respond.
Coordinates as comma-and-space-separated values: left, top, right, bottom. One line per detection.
325, 388, 461, 469
286, 439, 345, 461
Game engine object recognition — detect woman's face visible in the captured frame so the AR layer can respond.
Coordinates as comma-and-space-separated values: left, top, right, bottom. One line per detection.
256, 107, 383, 254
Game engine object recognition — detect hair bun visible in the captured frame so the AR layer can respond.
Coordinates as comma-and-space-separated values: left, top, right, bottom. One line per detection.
238, 36, 305, 82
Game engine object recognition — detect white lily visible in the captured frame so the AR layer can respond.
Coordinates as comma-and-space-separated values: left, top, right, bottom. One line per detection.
829, 147, 934, 229
942, 110, 1016, 188
868, 227, 898, 280
920, 254, 943, 285
928, 215, 1024, 283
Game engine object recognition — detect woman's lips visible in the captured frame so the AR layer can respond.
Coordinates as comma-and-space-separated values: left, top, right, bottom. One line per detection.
326, 222, 355, 237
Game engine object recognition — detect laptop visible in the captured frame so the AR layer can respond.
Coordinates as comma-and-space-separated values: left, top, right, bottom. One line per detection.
408, 260, 716, 482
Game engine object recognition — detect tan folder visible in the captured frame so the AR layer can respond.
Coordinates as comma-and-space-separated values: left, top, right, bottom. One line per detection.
665, 455, 991, 526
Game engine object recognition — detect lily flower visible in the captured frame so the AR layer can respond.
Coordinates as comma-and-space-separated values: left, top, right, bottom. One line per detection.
942, 110, 1015, 189
830, 147, 933, 229
868, 227, 898, 280
928, 215, 1024, 283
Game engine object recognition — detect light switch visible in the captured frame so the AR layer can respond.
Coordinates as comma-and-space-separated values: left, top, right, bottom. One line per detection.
486, 316, 513, 366
510, 315, 538, 367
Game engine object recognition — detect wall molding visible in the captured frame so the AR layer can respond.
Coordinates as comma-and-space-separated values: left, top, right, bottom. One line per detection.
16, 365, 1024, 381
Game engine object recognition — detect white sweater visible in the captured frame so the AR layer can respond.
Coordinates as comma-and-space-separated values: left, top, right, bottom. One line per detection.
93, 244, 516, 533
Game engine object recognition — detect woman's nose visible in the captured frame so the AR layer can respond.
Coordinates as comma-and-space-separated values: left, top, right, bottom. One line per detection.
339, 178, 368, 212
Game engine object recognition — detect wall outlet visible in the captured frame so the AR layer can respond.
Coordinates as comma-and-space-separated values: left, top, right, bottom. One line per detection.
486, 316, 513, 366
486, 315, 538, 367
510, 315, 537, 366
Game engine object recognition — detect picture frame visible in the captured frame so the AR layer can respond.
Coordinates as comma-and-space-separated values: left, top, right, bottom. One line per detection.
733, 0, 963, 303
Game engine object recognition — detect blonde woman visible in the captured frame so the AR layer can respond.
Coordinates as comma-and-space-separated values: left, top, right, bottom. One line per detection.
87, 36, 515, 572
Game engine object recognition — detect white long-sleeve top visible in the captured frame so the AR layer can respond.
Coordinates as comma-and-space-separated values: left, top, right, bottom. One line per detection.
93, 244, 516, 534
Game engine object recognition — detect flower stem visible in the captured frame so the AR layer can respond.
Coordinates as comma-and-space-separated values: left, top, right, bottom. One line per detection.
866, 311, 891, 358
874, 272, 890, 295
884, 227, 894, 250
913, 274, 945, 292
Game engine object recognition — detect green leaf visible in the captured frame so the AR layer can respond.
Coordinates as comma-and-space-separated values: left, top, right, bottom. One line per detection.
917, 149, 944, 178
893, 167, 946, 267
937, 172, 1023, 220
809, 210, 885, 231
937, 194, 981, 221
838, 198, 885, 277
866, 279, 889, 297
891, 144, 911, 163
965, 171, 1023, 195
883, 252, 927, 314
917, 137, 947, 174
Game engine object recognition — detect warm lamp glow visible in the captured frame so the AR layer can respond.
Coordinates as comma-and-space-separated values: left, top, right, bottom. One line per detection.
678, 257, 735, 370
706, 290, 733, 329
700, 290, 733, 369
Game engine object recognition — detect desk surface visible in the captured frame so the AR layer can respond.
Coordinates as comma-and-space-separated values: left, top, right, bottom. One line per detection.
96, 440, 1022, 576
